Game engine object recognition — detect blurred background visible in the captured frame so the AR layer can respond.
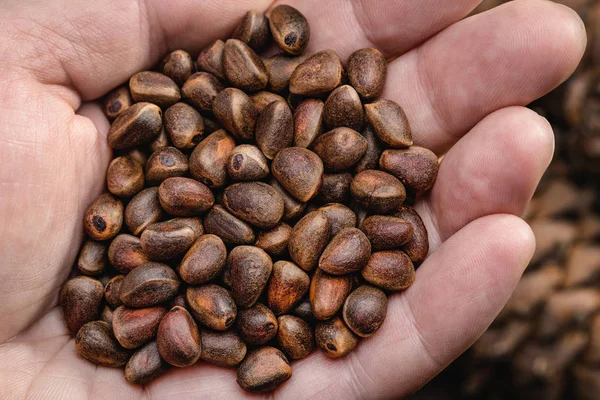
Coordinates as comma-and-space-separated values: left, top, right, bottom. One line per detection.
415, 1, 600, 399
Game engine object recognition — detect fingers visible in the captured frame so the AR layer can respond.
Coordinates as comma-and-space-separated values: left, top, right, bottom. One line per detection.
3, 0, 270, 100
0, 81, 110, 343
279, 214, 534, 399
383, 0, 585, 154
279, 0, 480, 58
0, 215, 534, 399
366, 214, 534, 397
428, 106, 554, 240
5, 0, 479, 100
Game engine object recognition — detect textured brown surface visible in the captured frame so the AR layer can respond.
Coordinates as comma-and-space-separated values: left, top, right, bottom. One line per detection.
237, 347, 292, 392
269, 5, 310, 55
347, 47, 387, 101
161, 50, 193, 86
272, 147, 323, 202
129, 72, 181, 108
232, 10, 271, 53
156, 306, 201, 367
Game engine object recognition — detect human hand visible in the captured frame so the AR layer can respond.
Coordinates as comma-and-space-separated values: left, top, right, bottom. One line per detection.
0, 0, 586, 398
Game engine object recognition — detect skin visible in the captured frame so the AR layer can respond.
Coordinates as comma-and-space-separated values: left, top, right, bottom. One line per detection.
0, 0, 586, 399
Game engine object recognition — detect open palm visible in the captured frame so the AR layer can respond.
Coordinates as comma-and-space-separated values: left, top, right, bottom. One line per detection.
0, 0, 586, 398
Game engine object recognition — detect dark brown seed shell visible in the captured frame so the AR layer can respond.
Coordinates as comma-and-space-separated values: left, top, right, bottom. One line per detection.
287, 92, 306, 111
318, 203, 357, 237
186, 284, 237, 331
277, 315, 314, 360
229, 246, 273, 308
232, 10, 271, 53
179, 234, 227, 284
395, 205, 429, 263
125, 187, 164, 236
60, 276, 104, 335
181, 72, 224, 112
343, 285, 388, 337
140, 219, 197, 261
364, 99, 413, 148
347, 48, 387, 100
101, 305, 114, 327
108, 234, 150, 274
126, 148, 149, 166
168, 294, 187, 310
129, 71, 181, 108
106, 156, 145, 198
269, 5, 310, 55
149, 127, 170, 152
145, 146, 189, 185
200, 330, 247, 367
269, 179, 307, 221
309, 268, 353, 321
355, 125, 383, 173
360, 215, 414, 250
125, 341, 169, 384
379, 147, 439, 195
223, 182, 284, 229
107, 102, 162, 150
214, 268, 228, 290
237, 347, 292, 392
350, 170, 406, 214
236, 303, 278, 345
288, 210, 330, 271
103, 85, 132, 120
105, 275, 125, 308
319, 228, 371, 275
292, 298, 315, 321
311, 127, 367, 172
98, 274, 112, 287
315, 173, 352, 204
158, 177, 214, 217
323, 85, 364, 131
255, 100, 294, 160
212, 88, 257, 141
249, 91, 287, 113
272, 147, 323, 202
362, 251, 416, 291
265, 53, 310, 92
203, 205, 256, 245
119, 262, 180, 308
83, 193, 123, 241
223, 39, 268, 92
203, 116, 223, 135
77, 240, 108, 276
255, 223, 292, 256
268, 261, 310, 315
293, 98, 324, 148
157, 306, 201, 367
113, 306, 167, 349
289, 50, 343, 96
189, 129, 236, 189
162, 50, 194, 86
227, 144, 270, 181
197, 40, 226, 81
174, 217, 204, 239
315, 317, 358, 358
75, 321, 131, 367
164, 102, 205, 150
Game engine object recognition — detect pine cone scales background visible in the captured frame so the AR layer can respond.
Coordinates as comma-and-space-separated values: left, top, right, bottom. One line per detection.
416, 2, 600, 399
